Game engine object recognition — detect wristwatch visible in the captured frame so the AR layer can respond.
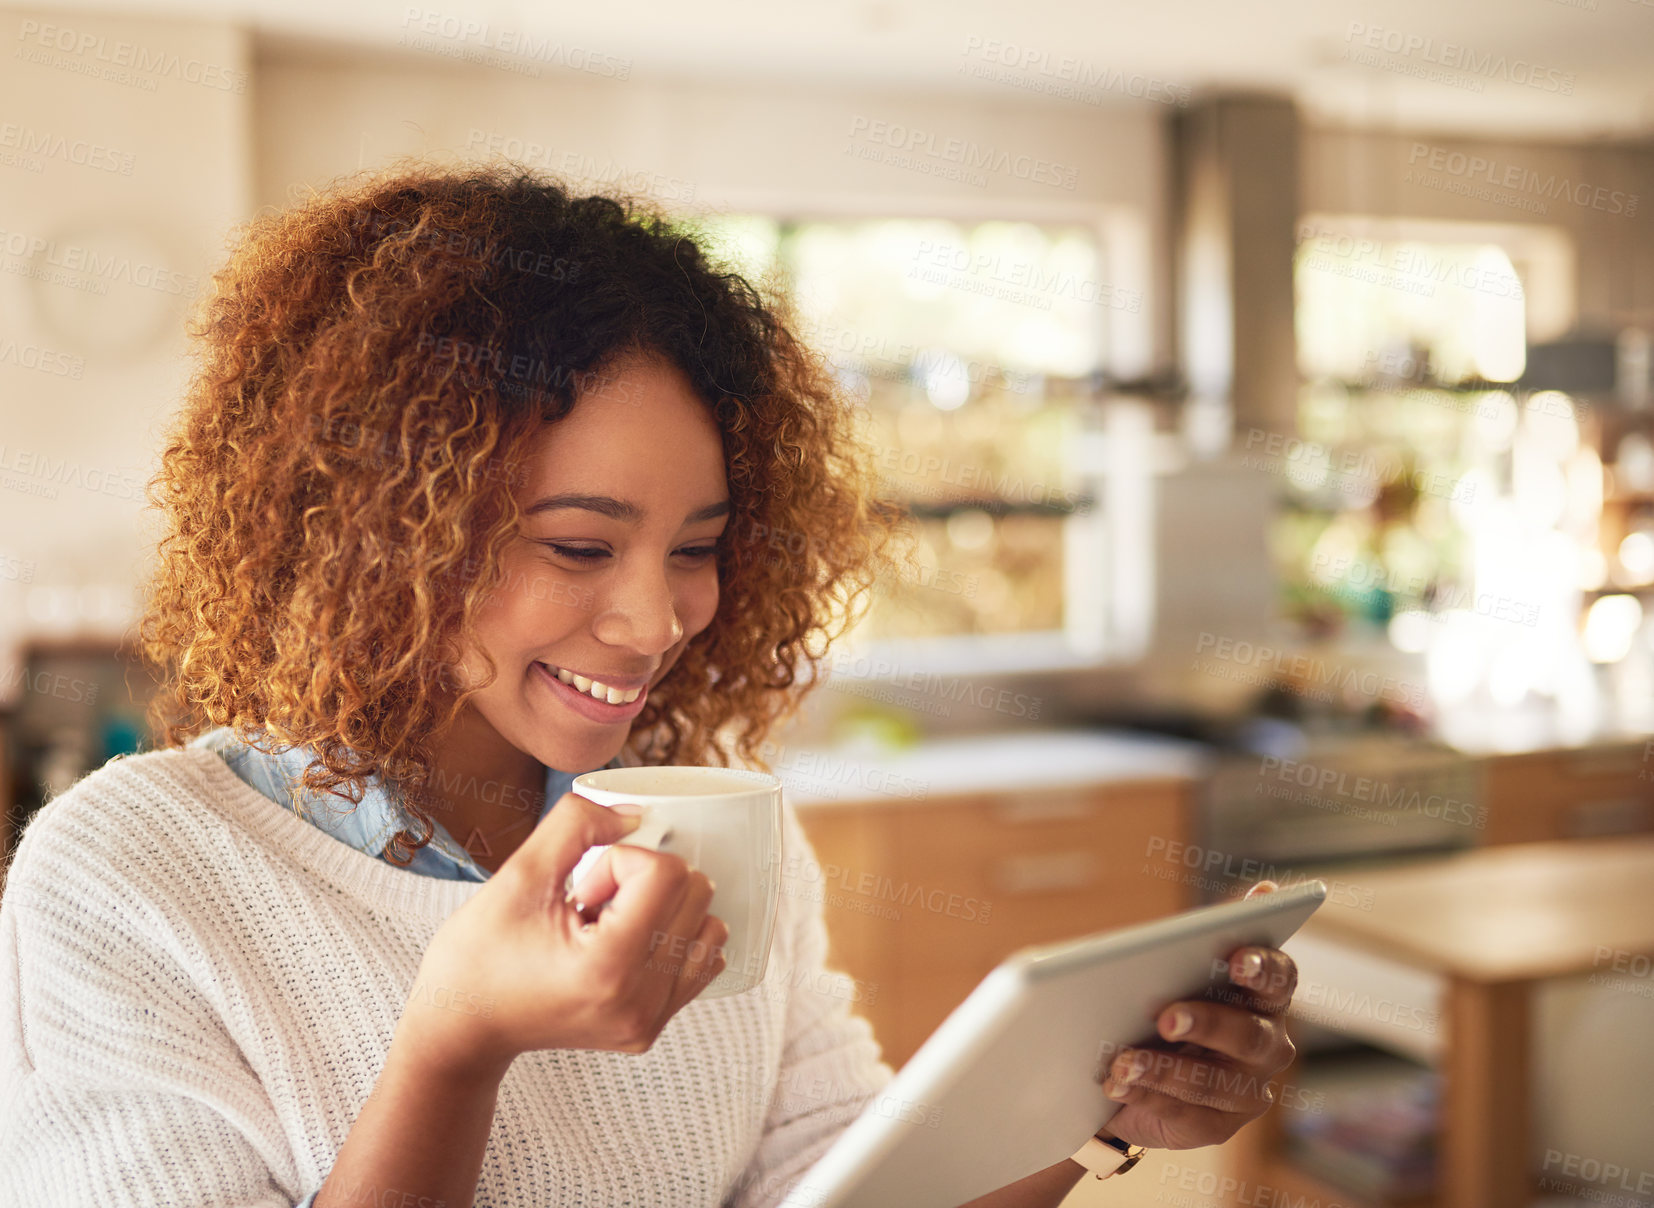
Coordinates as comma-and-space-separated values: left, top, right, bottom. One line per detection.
1070, 1129, 1147, 1179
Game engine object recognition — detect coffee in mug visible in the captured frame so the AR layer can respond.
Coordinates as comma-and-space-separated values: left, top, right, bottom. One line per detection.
568, 765, 782, 999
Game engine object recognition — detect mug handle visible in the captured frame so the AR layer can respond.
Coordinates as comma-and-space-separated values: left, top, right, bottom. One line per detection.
616, 810, 675, 854
563, 807, 676, 912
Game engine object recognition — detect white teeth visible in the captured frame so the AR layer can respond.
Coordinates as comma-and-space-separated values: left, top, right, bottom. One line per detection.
548, 665, 642, 706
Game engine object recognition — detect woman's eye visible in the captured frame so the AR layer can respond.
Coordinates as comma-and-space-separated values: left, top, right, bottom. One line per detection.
541, 544, 608, 562
537, 543, 719, 562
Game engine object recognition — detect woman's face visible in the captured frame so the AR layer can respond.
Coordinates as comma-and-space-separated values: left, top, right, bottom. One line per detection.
456, 350, 729, 774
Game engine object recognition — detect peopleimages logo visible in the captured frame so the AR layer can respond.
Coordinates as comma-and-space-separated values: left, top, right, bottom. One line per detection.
846, 116, 1078, 191
463, 131, 694, 205
1192, 631, 1429, 710
911, 240, 1143, 313
14, 18, 249, 93
396, 8, 631, 79
1257, 756, 1486, 829
958, 35, 1190, 107
1344, 22, 1575, 94
1239, 428, 1476, 507
1407, 143, 1639, 217
1296, 220, 1527, 301
1309, 552, 1541, 628
0, 338, 84, 379
0, 444, 144, 502
0, 122, 135, 175
0, 227, 198, 296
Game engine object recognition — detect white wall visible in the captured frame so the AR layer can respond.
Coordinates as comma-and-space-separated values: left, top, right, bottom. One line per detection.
0, 8, 250, 682
251, 46, 1172, 375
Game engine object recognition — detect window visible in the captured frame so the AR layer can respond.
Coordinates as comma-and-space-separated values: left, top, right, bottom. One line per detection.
1281, 215, 1616, 731
691, 214, 1123, 647
1296, 229, 1527, 386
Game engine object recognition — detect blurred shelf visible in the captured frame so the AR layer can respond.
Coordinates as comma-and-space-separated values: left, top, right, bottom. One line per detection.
1334, 378, 1530, 395
1280, 1046, 1440, 1204
900, 495, 1092, 519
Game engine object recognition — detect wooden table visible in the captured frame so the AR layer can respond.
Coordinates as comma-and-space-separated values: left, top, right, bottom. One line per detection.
1236, 836, 1654, 1208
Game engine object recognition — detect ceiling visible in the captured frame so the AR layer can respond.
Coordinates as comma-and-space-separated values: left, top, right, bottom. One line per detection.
35, 0, 1654, 141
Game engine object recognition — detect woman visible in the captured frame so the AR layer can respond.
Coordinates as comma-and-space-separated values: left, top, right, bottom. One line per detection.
0, 162, 1299, 1207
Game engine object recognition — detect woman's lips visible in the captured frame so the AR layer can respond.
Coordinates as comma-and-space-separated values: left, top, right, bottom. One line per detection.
534, 661, 650, 723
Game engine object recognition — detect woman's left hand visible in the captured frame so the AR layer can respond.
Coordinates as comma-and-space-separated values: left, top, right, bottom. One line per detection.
1095, 882, 1300, 1150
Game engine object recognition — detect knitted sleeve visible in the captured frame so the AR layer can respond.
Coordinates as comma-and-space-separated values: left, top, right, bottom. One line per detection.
723, 803, 896, 1208
0, 808, 311, 1206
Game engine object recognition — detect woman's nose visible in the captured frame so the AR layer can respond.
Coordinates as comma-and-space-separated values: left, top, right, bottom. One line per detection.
590, 565, 684, 654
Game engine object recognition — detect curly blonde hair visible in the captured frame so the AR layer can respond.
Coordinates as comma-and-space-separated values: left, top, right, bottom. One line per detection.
138, 158, 912, 862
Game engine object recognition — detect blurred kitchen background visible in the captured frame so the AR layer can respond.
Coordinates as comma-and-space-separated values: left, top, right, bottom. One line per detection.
2, 2, 1651, 1205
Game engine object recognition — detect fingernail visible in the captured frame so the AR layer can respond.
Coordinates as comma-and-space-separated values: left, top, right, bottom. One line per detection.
610, 803, 645, 817
1245, 880, 1279, 899
1162, 1007, 1193, 1039
1239, 950, 1264, 982
1103, 1078, 1128, 1101
1114, 1052, 1145, 1086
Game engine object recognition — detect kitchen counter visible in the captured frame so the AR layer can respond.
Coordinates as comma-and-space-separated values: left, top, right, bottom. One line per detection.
776, 727, 1208, 1065
769, 727, 1214, 808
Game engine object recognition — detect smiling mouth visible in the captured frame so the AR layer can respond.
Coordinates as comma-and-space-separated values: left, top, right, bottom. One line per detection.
536, 663, 646, 706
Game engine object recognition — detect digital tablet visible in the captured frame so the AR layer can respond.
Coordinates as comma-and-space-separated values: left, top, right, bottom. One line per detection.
778, 879, 1327, 1208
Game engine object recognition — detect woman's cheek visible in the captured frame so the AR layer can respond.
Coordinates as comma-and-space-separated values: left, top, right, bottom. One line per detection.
682, 568, 720, 636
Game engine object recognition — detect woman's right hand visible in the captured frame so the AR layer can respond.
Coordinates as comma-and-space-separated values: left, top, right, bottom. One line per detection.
396, 792, 729, 1080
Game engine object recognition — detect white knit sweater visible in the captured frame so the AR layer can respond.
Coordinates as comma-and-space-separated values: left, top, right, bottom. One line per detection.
0, 746, 894, 1206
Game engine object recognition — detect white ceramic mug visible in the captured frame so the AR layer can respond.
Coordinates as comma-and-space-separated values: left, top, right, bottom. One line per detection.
568, 765, 782, 999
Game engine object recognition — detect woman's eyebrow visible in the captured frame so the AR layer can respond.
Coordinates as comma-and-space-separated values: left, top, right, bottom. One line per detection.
523, 493, 731, 524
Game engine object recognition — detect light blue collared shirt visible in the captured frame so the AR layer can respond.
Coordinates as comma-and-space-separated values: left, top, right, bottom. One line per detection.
189, 724, 621, 881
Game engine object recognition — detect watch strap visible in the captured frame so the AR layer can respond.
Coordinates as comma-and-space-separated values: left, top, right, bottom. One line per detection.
1071, 1131, 1147, 1179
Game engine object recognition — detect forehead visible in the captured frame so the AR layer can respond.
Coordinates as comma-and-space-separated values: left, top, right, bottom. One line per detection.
515, 355, 727, 502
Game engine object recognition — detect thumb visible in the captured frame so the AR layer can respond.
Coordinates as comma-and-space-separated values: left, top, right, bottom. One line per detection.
514, 791, 644, 888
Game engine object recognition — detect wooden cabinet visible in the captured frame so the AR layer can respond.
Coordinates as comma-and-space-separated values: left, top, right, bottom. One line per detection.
1479, 743, 1654, 847
794, 777, 1195, 1068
